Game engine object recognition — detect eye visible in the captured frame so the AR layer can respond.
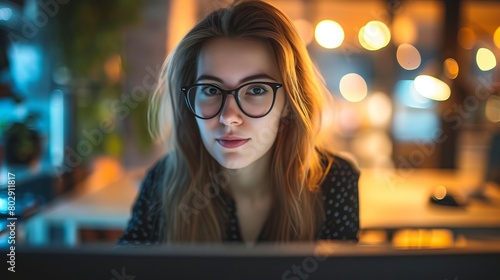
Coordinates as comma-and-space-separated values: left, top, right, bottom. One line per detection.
246, 85, 268, 95
201, 86, 221, 96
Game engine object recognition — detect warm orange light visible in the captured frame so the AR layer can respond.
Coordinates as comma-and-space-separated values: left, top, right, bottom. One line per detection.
84, 156, 124, 193
359, 230, 388, 245
293, 19, 314, 45
315, 20, 344, 49
338, 107, 362, 136
393, 229, 454, 249
443, 58, 459, 79
396, 44, 421, 70
359, 21, 391, 51
339, 73, 368, 102
367, 92, 392, 128
458, 28, 476, 50
433, 185, 447, 200
104, 54, 122, 84
352, 131, 393, 161
476, 48, 497, 71
494, 26, 500, 49
167, 0, 196, 52
485, 95, 500, 122
414, 75, 450, 101
392, 15, 417, 45
358, 26, 376, 51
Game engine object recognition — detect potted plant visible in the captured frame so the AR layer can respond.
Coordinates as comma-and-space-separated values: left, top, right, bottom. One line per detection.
4, 113, 42, 166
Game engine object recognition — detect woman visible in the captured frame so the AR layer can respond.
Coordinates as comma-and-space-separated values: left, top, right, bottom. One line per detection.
118, 0, 360, 246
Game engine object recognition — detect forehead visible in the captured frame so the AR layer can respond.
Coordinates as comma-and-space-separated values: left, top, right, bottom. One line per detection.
196, 37, 280, 83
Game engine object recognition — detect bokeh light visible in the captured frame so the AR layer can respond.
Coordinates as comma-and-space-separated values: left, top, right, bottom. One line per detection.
393, 229, 454, 248
396, 44, 421, 70
104, 54, 122, 84
367, 92, 392, 128
458, 28, 476, 50
358, 26, 376, 51
352, 131, 393, 166
494, 26, 500, 49
338, 106, 362, 136
0, 7, 13, 21
293, 19, 314, 46
443, 58, 459, 79
339, 73, 368, 102
52, 67, 70, 85
476, 48, 497, 71
315, 20, 344, 49
485, 95, 500, 122
433, 185, 447, 200
413, 75, 451, 101
359, 21, 391, 51
395, 80, 433, 109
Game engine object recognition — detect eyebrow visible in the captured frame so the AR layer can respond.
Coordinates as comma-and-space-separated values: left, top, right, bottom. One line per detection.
196, 73, 278, 84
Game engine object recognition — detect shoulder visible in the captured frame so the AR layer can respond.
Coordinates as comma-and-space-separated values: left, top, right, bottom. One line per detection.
131, 154, 169, 215
145, 155, 168, 179
321, 153, 360, 186
331, 154, 359, 173
142, 155, 168, 189
317, 153, 360, 241
319, 153, 360, 200
115, 155, 168, 247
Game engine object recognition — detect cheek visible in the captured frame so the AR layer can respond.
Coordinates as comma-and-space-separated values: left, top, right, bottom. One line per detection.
266, 113, 283, 131
267, 100, 286, 129
252, 114, 282, 145
195, 120, 209, 140
274, 91, 287, 116
196, 119, 218, 140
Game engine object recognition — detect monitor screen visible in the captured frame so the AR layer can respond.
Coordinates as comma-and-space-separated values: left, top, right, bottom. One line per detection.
16, 241, 500, 279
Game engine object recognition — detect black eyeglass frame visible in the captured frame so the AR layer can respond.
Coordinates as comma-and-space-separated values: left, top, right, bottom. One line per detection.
181, 81, 283, 119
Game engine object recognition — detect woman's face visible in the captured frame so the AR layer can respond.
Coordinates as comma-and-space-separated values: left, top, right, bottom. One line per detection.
195, 37, 287, 170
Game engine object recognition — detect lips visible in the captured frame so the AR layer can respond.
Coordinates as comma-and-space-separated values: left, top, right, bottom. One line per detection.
216, 136, 250, 148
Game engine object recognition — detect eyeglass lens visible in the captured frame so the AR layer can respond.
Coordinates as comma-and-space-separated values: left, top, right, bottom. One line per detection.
186, 83, 275, 118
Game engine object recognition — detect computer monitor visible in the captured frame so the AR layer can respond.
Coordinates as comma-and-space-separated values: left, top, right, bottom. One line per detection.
16, 241, 500, 279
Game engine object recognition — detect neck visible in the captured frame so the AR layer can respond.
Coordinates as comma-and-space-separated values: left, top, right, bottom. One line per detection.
224, 149, 273, 201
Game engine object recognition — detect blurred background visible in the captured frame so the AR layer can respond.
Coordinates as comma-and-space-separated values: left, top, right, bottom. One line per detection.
0, 0, 499, 248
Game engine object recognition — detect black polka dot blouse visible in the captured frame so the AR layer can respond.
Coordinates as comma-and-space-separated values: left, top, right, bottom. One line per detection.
116, 155, 360, 246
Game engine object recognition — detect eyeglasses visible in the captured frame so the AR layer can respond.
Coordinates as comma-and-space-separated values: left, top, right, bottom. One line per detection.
181, 81, 283, 119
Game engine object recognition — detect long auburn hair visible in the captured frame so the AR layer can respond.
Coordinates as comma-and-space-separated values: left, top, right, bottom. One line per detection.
149, 0, 336, 243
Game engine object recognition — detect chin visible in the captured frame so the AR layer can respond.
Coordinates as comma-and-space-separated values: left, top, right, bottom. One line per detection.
216, 157, 253, 170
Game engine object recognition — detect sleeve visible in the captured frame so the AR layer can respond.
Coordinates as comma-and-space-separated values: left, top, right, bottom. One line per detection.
317, 155, 360, 242
115, 157, 166, 247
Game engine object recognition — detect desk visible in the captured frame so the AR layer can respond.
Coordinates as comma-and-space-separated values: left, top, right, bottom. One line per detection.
23, 168, 144, 245
23, 167, 500, 246
359, 168, 500, 235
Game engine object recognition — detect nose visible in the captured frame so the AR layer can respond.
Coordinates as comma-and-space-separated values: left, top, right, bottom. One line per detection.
219, 94, 243, 126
